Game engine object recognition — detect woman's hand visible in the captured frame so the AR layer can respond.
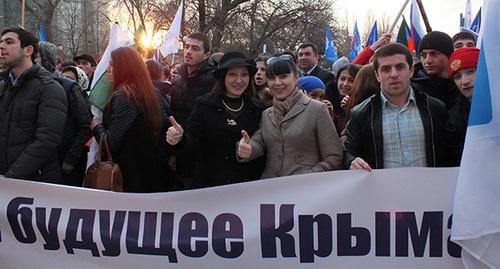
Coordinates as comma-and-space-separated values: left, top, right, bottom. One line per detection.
340, 95, 350, 112
237, 130, 252, 159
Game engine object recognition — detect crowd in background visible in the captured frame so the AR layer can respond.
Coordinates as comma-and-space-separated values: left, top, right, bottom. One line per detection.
0, 26, 480, 192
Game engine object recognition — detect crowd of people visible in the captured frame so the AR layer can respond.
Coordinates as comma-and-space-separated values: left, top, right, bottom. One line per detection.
0, 26, 480, 192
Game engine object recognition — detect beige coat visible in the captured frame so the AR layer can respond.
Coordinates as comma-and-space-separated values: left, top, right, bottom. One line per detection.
248, 95, 343, 178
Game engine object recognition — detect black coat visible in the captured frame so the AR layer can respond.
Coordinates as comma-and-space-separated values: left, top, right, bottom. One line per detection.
448, 94, 471, 165
411, 62, 460, 109
175, 92, 265, 188
94, 90, 166, 192
344, 90, 455, 169
0, 65, 67, 182
170, 60, 217, 127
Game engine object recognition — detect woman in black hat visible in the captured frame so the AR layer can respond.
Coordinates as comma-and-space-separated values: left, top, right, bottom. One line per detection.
166, 51, 264, 188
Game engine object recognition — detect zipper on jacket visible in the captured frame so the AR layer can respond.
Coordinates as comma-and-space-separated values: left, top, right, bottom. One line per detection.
426, 97, 437, 166
370, 101, 378, 168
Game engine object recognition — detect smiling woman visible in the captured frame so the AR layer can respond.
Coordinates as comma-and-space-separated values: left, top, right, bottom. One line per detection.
165, 51, 265, 188
237, 54, 344, 178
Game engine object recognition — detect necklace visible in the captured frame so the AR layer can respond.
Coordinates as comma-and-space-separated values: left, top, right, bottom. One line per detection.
221, 98, 244, 112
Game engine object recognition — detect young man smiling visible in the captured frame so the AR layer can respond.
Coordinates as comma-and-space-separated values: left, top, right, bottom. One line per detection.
344, 43, 452, 171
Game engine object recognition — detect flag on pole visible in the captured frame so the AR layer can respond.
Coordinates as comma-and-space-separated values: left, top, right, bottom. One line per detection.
349, 21, 362, 61
464, 0, 473, 28
451, 1, 500, 268
159, 0, 183, 57
409, 0, 425, 53
470, 7, 482, 33
365, 21, 379, 48
325, 26, 338, 62
396, 16, 411, 48
89, 23, 134, 111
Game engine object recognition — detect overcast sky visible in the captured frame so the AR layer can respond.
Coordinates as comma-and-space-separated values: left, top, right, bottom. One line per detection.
336, 0, 483, 37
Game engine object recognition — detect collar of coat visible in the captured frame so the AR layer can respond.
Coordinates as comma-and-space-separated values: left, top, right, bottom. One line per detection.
0, 64, 53, 88
268, 94, 311, 126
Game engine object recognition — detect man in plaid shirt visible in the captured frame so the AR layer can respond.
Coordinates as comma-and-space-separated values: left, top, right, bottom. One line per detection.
344, 43, 454, 171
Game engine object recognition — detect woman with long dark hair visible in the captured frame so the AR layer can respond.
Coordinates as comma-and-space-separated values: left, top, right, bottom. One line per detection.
91, 47, 166, 192
237, 54, 343, 177
166, 51, 264, 188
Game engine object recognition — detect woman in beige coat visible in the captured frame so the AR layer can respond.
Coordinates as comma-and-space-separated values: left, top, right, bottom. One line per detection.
238, 54, 343, 178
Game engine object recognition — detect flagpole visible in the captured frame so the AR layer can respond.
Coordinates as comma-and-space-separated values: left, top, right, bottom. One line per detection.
416, 0, 432, 32
21, 0, 25, 28
389, 0, 410, 34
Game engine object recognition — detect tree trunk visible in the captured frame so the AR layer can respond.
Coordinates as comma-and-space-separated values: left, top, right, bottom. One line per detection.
198, 0, 207, 33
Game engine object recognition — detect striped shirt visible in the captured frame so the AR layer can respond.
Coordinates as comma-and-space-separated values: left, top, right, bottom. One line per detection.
380, 88, 426, 168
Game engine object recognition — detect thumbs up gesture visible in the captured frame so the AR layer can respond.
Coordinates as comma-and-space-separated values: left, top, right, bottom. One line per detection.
237, 130, 252, 159
166, 116, 184, 145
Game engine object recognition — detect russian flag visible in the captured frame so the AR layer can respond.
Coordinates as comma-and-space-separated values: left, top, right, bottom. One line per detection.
349, 21, 362, 61
451, 0, 500, 268
409, 0, 425, 53
365, 21, 378, 48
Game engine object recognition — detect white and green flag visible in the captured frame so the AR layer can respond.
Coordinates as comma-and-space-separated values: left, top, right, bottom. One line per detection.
89, 23, 135, 111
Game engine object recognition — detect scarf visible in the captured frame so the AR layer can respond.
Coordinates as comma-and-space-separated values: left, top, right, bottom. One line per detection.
272, 88, 303, 125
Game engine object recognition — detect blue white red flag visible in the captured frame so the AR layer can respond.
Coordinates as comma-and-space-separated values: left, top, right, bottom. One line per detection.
409, 0, 425, 53
365, 21, 378, 48
349, 21, 362, 61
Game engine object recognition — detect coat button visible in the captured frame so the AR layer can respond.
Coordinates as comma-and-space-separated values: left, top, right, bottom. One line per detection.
281, 123, 287, 128
224, 156, 229, 160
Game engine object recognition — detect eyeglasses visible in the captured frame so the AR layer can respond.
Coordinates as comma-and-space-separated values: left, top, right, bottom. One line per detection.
266, 54, 294, 65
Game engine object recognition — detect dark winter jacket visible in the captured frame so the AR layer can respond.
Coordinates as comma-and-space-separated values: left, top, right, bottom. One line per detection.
344, 90, 455, 169
448, 94, 471, 165
55, 75, 92, 167
174, 92, 264, 188
93, 90, 166, 192
170, 60, 217, 127
0, 65, 67, 182
411, 62, 460, 109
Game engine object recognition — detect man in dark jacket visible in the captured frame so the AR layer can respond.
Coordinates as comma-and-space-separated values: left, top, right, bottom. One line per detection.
297, 43, 340, 107
170, 32, 216, 188
411, 31, 460, 109
0, 27, 67, 182
38, 41, 92, 186
345, 43, 453, 170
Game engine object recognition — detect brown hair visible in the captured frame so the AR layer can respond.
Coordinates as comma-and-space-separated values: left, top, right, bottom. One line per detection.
348, 64, 380, 109
145, 60, 164, 81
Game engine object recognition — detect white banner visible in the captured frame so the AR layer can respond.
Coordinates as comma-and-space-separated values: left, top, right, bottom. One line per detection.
0, 168, 463, 269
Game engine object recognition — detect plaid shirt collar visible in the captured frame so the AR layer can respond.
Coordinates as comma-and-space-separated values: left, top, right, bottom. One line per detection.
380, 86, 416, 111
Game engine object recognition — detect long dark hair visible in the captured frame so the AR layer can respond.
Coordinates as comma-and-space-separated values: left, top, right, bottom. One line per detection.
110, 47, 161, 138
